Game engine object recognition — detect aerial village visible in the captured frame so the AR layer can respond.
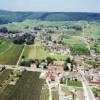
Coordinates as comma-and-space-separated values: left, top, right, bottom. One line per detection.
0, 22, 100, 100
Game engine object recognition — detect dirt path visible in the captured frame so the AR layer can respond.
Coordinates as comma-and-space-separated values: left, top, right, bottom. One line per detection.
46, 79, 52, 100
82, 27, 93, 56
16, 44, 26, 66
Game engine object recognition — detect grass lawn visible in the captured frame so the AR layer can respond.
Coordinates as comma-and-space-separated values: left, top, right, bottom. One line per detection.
0, 40, 24, 65
67, 80, 82, 87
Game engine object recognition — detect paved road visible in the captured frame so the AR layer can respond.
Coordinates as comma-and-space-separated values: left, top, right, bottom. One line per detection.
81, 26, 96, 100
80, 72, 95, 100
0, 64, 42, 72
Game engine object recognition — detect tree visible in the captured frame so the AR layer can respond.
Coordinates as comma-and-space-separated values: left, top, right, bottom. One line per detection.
43, 65, 47, 69
64, 62, 69, 71
0, 27, 8, 33
71, 65, 73, 71
35, 59, 40, 68
22, 55, 25, 59
13, 33, 35, 45
53, 40, 57, 44
66, 57, 71, 63
95, 93, 98, 97
64, 57, 76, 71
20, 61, 31, 67
30, 59, 35, 64
46, 57, 54, 65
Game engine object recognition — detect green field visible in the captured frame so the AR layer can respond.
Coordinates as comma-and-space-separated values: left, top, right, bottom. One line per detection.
23, 43, 49, 60
52, 90, 59, 100
67, 80, 83, 87
0, 40, 24, 65
1, 20, 100, 37
23, 42, 66, 61
63, 37, 90, 55
0, 20, 100, 64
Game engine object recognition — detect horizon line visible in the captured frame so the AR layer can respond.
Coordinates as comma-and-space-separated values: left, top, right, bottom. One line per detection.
0, 9, 100, 14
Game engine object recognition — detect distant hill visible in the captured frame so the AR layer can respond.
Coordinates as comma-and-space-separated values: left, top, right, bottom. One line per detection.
0, 10, 100, 24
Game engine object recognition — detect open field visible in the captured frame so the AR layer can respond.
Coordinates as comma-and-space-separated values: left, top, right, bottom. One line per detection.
40, 84, 49, 100
63, 37, 90, 55
23, 42, 66, 61
52, 90, 59, 100
0, 69, 12, 87
23, 43, 49, 60
0, 71, 45, 100
63, 37, 85, 46
0, 69, 12, 94
0, 20, 100, 37
0, 40, 13, 54
0, 39, 24, 65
